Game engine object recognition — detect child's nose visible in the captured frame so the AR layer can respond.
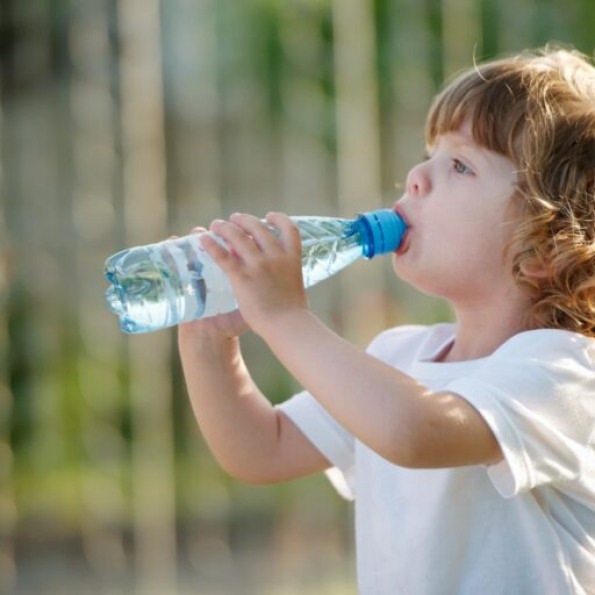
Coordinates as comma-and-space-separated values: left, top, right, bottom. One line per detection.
405, 162, 430, 197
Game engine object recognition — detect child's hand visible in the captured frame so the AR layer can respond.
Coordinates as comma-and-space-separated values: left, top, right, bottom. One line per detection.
201, 212, 308, 337
178, 226, 249, 345
179, 306, 249, 342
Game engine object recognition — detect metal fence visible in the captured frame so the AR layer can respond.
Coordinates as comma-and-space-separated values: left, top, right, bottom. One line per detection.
1, 0, 593, 593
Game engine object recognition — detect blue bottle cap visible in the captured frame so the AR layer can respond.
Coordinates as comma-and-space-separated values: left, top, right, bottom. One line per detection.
357, 208, 407, 258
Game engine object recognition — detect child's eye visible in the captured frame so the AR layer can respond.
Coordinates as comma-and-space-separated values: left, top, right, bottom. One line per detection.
453, 159, 473, 175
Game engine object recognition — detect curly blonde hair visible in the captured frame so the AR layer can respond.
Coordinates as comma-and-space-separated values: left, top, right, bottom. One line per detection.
425, 45, 595, 337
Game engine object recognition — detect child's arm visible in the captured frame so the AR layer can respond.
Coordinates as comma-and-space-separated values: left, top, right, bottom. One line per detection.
178, 318, 330, 483
256, 310, 501, 468
203, 212, 503, 469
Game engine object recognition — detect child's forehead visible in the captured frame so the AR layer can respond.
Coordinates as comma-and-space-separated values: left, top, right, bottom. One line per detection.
426, 102, 477, 145
426, 119, 478, 150
426, 95, 519, 163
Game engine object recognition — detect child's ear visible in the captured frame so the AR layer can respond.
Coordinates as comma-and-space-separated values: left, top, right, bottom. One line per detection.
520, 259, 549, 279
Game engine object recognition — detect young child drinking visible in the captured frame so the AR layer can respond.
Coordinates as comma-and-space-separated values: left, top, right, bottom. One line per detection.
178, 45, 595, 594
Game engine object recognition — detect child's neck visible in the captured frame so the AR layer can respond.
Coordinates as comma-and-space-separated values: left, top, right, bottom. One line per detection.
440, 303, 529, 363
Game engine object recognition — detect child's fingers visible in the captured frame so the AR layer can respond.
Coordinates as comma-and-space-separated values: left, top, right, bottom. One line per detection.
227, 212, 299, 255
227, 213, 280, 252
206, 218, 267, 269
212, 215, 277, 259
205, 213, 299, 271
199, 230, 239, 271
264, 212, 301, 252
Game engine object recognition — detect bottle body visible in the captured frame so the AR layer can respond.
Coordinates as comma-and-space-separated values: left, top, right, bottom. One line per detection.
104, 210, 406, 334
105, 235, 237, 333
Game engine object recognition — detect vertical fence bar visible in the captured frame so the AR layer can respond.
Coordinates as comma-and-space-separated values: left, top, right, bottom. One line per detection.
479, 0, 499, 57
69, 0, 129, 585
441, 0, 481, 76
271, 5, 355, 584
278, 4, 337, 331
117, 0, 178, 592
9, 5, 75, 587
278, 8, 335, 217
0, 2, 20, 589
0, 103, 16, 594
331, 0, 391, 343
163, 0, 226, 456
160, 2, 234, 587
388, 0, 434, 179
576, 0, 595, 56
163, 0, 223, 228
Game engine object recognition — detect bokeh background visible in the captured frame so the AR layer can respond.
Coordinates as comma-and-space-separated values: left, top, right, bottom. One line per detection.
0, 1, 593, 593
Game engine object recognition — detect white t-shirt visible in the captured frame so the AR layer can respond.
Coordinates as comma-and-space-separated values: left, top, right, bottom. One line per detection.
278, 324, 595, 595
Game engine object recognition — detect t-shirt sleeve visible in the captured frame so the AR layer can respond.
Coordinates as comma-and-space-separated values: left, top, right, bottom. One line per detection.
277, 390, 356, 499
277, 325, 434, 500
446, 331, 595, 498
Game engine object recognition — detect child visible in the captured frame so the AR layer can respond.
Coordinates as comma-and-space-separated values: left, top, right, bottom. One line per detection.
178, 45, 595, 594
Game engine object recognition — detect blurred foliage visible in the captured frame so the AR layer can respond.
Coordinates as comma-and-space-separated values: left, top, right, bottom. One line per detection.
0, 0, 593, 592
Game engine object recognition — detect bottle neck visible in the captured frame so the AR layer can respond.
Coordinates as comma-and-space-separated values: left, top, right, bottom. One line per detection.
355, 209, 407, 258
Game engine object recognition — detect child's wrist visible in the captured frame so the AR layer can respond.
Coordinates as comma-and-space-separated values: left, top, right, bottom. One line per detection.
178, 322, 240, 357
255, 307, 316, 343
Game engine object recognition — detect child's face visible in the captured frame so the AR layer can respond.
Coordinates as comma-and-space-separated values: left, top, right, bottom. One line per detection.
393, 121, 520, 306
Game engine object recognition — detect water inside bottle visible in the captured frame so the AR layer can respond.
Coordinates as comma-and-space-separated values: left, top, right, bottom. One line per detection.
294, 218, 363, 287
105, 237, 236, 333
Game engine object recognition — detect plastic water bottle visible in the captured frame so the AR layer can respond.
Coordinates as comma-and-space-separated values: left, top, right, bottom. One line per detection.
104, 209, 407, 334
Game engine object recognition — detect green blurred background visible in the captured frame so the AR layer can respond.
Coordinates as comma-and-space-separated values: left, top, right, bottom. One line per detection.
0, 1, 593, 593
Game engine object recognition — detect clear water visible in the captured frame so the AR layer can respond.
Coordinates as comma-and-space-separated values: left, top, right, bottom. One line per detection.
292, 217, 363, 286
105, 217, 365, 334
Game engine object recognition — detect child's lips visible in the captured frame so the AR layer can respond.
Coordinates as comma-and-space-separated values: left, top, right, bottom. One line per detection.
396, 229, 411, 255
393, 206, 411, 254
